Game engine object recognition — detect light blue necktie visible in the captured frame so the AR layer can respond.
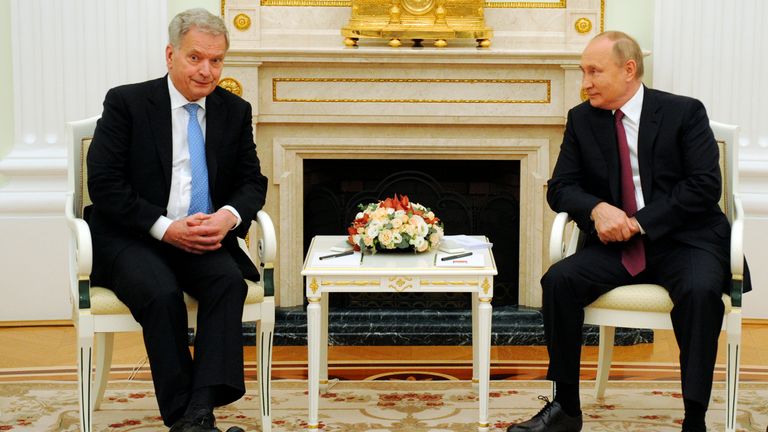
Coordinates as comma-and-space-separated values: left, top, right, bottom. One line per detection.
184, 103, 212, 215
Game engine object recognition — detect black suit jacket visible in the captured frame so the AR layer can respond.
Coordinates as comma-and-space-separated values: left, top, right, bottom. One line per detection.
548, 86, 733, 278
87, 76, 268, 281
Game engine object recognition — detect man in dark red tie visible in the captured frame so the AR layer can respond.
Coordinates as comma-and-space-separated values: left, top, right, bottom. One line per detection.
506, 31, 731, 432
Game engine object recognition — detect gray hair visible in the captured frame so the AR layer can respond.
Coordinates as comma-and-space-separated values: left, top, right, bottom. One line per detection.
593, 31, 644, 79
168, 8, 229, 50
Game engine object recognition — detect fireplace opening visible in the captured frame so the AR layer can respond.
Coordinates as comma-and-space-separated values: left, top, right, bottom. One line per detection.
303, 158, 521, 309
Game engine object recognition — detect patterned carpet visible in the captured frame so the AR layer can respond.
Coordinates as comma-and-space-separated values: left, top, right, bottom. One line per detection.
1, 380, 766, 431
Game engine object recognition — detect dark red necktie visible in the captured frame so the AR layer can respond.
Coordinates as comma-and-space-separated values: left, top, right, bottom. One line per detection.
614, 109, 645, 276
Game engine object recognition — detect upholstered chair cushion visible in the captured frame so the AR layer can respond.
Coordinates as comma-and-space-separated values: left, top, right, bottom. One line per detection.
89, 281, 265, 315
588, 284, 732, 313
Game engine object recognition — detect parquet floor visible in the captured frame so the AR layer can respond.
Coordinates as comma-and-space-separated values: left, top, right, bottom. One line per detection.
1, 321, 767, 382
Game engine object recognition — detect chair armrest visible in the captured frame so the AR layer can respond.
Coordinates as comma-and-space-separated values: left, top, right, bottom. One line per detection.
241, 210, 277, 297
255, 210, 277, 264
65, 192, 92, 310
549, 212, 572, 264
729, 194, 745, 307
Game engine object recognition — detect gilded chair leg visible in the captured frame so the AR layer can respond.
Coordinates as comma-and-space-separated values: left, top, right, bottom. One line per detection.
594, 325, 615, 399
93, 332, 114, 410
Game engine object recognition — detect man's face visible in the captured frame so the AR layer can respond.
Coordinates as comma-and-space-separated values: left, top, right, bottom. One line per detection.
580, 37, 636, 110
166, 27, 227, 101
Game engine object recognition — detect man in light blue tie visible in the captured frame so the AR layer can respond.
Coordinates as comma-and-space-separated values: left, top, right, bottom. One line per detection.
87, 9, 267, 432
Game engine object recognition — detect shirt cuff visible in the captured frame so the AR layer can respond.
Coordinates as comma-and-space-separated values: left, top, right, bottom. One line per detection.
149, 215, 174, 241
221, 205, 242, 230
636, 220, 646, 235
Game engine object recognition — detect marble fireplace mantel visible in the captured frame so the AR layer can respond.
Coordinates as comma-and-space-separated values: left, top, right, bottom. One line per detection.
221, 46, 586, 308
222, 0, 599, 309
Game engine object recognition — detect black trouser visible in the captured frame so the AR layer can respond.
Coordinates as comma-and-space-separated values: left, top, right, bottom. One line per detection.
540, 238, 726, 408
102, 240, 247, 426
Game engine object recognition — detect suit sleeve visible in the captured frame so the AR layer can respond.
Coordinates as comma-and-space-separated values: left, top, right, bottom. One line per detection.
547, 108, 604, 233
634, 99, 722, 241
87, 88, 167, 234
220, 100, 268, 239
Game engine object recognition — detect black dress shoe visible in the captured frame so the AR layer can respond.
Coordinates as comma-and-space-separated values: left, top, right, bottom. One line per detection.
169, 408, 220, 432
506, 396, 583, 432
224, 428, 245, 432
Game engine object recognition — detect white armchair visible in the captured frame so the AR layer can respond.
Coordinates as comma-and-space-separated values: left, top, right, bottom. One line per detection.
548, 121, 743, 432
65, 116, 276, 432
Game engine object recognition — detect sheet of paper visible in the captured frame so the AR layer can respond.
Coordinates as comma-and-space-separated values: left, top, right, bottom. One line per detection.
434, 251, 486, 267
440, 235, 493, 251
309, 250, 362, 267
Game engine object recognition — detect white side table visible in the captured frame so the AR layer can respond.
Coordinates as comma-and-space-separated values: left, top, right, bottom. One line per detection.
301, 235, 498, 431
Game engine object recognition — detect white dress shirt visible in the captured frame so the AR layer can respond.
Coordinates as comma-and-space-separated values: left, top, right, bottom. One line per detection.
148, 77, 241, 240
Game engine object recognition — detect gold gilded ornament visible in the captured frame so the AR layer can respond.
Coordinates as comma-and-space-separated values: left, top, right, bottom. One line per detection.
233, 13, 251, 31
341, 0, 492, 48
574, 17, 592, 34
218, 78, 243, 97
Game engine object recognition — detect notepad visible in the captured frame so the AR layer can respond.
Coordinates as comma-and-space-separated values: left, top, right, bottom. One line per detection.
440, 235, 493, 251
309, 250, 362, 267
434, 251, 486, 267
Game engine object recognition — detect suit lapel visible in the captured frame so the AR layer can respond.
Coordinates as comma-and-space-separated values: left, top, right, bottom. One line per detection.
589, 107, 622, 204
204, 89, 223, 196
638, 86, 661, 200
147, 77, 173, 190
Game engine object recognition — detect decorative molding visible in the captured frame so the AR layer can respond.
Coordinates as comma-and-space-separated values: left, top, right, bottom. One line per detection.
485, 0, 565, 8
218, 77, 243, 96
233, 13, 251, 31
257, 0, 566, 7
388, 276, 414, 291
421, 280, 479, 286
600, 0, 605, 32
574, 17, 592, 34
319, 280, 379, 286
272, 78, 551, 104
260, 0, 349, 5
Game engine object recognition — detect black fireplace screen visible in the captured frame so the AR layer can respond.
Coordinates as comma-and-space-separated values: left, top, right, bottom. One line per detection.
303, 158, 521, 308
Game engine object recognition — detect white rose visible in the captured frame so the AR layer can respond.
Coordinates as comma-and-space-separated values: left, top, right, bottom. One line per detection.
390, 217, 403, 229
411, 236, 428, 252
355, 211, 364, 220
366, 221, 382, 238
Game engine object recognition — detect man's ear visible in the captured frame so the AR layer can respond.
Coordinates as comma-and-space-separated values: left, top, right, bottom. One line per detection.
165, 44, 174, 68
624, 59, 637, 81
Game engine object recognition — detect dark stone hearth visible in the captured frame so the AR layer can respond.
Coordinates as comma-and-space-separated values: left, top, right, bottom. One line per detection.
237, 305, 653, 346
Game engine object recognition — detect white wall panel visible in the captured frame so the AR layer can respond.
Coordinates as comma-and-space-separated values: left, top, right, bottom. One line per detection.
654, 0, 768, 317
0, 0, 167, 322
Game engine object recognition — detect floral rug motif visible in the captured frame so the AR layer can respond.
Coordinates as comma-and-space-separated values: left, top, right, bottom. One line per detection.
0, 380, 766, 431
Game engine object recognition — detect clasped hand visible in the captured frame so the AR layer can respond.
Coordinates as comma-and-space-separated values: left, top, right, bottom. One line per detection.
591, 202, 641, 244
162, 210, 237, 254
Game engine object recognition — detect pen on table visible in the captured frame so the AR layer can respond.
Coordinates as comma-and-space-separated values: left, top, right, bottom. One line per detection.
440, 252, 473, 261
319, 250, 355, 260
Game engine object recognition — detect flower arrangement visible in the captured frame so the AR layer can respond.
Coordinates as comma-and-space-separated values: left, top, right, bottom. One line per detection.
347, 194, 444, 254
